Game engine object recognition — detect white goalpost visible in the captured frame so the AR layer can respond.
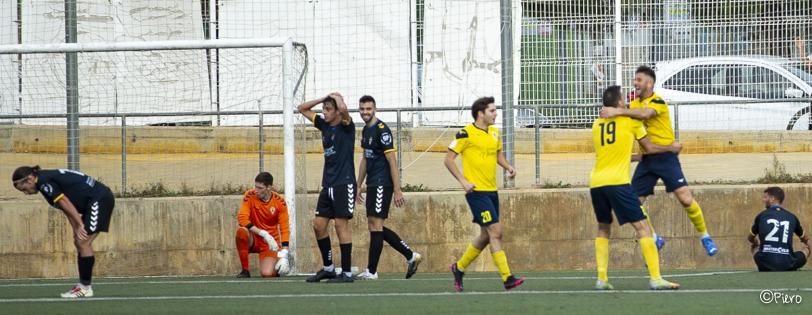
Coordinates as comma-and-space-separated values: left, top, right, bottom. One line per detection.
0, 38, 309, 274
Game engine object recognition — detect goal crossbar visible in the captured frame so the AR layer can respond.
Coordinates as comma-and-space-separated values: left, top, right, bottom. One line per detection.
0, 38, 303, 54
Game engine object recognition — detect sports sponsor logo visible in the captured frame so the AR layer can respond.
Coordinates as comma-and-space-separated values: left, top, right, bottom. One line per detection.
381, 132, 392, 146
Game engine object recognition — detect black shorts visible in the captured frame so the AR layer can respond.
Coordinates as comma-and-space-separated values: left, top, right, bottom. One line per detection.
366, 186, 393, 219
754, 251, 807, 271
590, 184, 646, 226
82, 188, 115, 234
465, 191, 499, 226
315, 183, 356, 219
632, 152, 689, 197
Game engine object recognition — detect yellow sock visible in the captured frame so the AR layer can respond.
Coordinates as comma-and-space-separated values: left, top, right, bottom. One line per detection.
595, 237, 609, 282
492, 250, 512, 282
684, 201, 707, 234
640, 205, 657, 236
639, 237, 662, 280
456, 244, 482, 272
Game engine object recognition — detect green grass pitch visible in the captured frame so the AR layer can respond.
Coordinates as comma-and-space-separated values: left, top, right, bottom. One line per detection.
1, 269, 810, 314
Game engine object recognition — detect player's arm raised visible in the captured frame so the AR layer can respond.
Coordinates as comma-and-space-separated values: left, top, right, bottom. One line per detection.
298, 95, 330, 122
55, 196, 88, 241
601, 106, 657, 120
330, 92, 353, 126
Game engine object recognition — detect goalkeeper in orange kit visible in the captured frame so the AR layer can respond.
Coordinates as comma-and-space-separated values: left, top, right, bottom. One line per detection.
235, 172, 291, 278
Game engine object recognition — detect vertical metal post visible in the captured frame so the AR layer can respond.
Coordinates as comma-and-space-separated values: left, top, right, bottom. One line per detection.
500, 0, 515, 188
258, 100, 264, 172
15, 0, 23, 124
614, 0, 623, 86
396, 109, 402, 176
65, 0, 80, 171
673, 102, 680, 141
121, 116, 127, 195
281, 40, 298, 273
534, 106, 540, 186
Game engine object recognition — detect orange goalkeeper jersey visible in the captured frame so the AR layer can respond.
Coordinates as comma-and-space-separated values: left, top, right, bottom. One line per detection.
237, 189, 290, 246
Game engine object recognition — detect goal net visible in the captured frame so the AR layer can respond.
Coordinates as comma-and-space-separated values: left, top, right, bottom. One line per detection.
0, 38, 310, 274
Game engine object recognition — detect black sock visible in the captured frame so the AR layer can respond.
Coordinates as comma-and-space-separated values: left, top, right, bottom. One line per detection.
340, 243, 352, 275
368, 231, 384, 274
383, 227, 414, 260
317, 236, 333, 268
78, 256, 95, 286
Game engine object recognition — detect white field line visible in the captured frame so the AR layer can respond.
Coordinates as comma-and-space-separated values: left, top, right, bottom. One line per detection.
0, 271, 752, 288
2, 288, 811, 303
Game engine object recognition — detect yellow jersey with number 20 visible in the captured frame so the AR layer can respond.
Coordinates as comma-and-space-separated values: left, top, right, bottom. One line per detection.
448, 124, 502, 192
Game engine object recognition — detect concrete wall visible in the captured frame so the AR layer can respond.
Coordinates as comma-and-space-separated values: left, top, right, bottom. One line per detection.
1, 184, 810, 279
2, 125, 810, 155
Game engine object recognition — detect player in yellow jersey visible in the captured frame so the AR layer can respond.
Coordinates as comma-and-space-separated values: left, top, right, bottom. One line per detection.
444, 96, 524, 292
600, 65, 718, 257
591, 85, 682, 290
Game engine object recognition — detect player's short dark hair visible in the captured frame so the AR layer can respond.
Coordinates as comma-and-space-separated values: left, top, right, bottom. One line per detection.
255, 172, 274, 187
471, 96, 495, 120
764, 186, 785, 203
12, 165, 40, 182
359, 95, 376, 107
322, 96, 337, 110
602, 85, 623, 108
636, 65, 656, 82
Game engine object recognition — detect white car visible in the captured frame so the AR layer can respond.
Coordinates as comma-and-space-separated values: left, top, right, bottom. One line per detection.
655, 55, 812, 130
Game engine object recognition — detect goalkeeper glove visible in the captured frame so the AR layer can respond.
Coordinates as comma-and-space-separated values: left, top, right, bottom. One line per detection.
275, 249, 290, 275
257, 230, 279, 252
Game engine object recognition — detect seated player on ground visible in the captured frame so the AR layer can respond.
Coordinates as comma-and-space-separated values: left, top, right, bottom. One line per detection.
749, 186, 809, 272
235, 172, 291, 278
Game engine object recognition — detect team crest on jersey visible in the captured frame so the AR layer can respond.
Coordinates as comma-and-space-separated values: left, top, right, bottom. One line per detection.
491, 132, 498, 140
381, 132, 392, 145
40, 184, 52, 195
269, 207, 276, 215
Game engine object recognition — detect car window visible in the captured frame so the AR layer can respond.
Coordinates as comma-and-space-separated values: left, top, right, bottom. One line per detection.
736, 65, 795, 99
663, 64, 733, 96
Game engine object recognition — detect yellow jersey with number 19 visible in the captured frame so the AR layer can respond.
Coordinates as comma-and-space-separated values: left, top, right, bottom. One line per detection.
590, 116, 647, 188
630, 93, 674, 146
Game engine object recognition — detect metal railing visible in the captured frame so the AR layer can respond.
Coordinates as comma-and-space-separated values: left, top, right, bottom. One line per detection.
1, 98, 810, 192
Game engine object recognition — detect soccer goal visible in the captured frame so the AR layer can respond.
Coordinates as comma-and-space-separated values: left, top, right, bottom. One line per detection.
0, 38, 310, 275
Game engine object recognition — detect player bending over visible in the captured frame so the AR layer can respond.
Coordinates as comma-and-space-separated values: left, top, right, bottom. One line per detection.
590, 86, 681, 290
235, 172, 291, 278
355, 95, 423, 280
749, 187, 809, 272
445, 97, 524, 292
12, 166, 115, 298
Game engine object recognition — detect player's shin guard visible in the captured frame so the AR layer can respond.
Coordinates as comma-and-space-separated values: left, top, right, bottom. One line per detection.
684, 201, 707, 234
235, 228, 251, 271
640, 205, 657, 235
639, 237, 662, 280
368, 231, 384, 274
78, 256, 95, 286
456, 244, 482, 272
317, 236, 334, 270
491, 250, 512, 282
383, 227, 414, 261
595, 237, 609, 282
340, 243, 353, 276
